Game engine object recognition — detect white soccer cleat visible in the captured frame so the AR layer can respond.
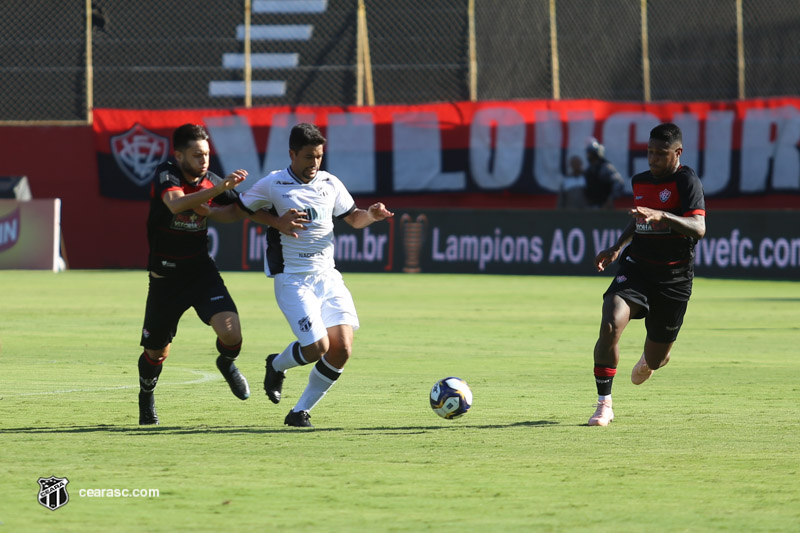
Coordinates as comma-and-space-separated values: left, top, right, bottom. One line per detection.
631, 354, 654, 385
588, 399, 614, 426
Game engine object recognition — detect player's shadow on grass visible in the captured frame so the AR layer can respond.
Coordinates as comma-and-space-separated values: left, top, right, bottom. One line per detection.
1, 420, 558, 435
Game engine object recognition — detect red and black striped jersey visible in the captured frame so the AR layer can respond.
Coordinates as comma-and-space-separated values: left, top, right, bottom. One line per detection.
146, 161, 238, 275
625, 165, 706, 270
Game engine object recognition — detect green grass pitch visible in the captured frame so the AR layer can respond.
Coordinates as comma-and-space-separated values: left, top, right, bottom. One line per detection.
1, 270, 799, 532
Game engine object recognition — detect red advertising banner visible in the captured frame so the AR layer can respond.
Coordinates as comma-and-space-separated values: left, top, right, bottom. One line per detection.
94, 98, 800, 206
0, 199, 62, 271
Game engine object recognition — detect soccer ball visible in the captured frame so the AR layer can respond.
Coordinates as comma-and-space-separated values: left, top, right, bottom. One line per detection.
429, 377, 472, 419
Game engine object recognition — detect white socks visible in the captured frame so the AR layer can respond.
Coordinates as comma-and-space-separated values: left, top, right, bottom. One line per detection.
272, 341, 306, 372
293, 357, 342, 413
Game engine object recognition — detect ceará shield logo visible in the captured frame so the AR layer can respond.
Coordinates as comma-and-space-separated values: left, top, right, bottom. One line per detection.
37, 476, 70, 511
111, 124, 169, 187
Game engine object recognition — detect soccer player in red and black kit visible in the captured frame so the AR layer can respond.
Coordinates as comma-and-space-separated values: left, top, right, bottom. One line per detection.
588, 123, 706, 426
137, 123, 306, 425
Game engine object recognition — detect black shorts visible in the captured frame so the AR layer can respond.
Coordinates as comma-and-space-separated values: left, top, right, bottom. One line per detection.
604, 257, 693, 344
140, 266, 238, 350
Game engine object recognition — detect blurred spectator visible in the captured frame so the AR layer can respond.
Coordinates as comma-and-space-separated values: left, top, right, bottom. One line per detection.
558, 155, 587, 209
584, 139, 625, 208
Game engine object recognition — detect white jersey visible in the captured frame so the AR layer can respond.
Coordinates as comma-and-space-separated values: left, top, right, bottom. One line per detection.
238, 167, 356, 276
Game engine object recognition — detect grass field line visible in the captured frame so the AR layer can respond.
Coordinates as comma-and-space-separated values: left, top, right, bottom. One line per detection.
3, 368, 218, 397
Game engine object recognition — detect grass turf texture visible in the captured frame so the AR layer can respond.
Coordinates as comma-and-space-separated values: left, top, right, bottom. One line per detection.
1, 270, 798, 532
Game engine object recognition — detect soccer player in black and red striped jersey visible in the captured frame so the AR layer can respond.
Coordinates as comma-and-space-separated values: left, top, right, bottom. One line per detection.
588, 123, 706, 426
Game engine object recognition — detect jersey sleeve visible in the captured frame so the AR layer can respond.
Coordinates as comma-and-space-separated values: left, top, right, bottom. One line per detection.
238, 176, 274, 214
678, 167, 706, 217
152, 163, 182, 199
331, 176, 356, 218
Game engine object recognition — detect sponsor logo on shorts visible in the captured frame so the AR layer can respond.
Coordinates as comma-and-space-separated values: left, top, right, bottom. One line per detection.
210, 295, 224, 301
142, 328, 151, 338
616, 275, 627, 283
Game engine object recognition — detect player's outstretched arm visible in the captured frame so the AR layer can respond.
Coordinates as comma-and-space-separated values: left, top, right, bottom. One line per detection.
343, 202, 394, 229
204, 203, 246, 223
162, 170, 247, 214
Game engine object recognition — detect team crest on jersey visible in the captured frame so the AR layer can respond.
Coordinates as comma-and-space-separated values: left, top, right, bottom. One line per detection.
659, 189, 672, 203
111, 124, 169, 187
37, 476, 70, 511
615, 275, 627, 284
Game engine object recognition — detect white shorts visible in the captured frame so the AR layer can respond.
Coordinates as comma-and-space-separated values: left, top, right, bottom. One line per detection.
273, 268, 360, 346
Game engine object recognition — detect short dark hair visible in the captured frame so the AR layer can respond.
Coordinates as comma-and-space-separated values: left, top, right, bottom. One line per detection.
173, 124, 209, 152
289, 123, 326, 152
650, 123, 682, 145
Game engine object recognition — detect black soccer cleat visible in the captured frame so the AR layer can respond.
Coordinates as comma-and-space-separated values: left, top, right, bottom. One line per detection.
216, 355, 250, 400
284, 409, 313, 428
264, 353, 285, 404
138, 390, 159, 426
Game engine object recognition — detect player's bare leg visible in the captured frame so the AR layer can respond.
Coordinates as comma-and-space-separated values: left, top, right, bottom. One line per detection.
210, 311, 249, 400
210, 311, 242, 347
320, 325, 353, 370
594, 294, 637, 368
589, 295, 642, 426
631, 338, 673, 385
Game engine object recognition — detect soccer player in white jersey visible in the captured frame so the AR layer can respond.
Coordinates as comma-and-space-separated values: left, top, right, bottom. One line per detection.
237, 123, 394, 427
